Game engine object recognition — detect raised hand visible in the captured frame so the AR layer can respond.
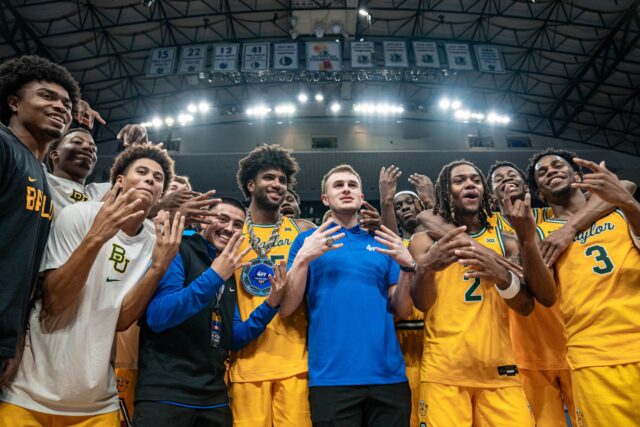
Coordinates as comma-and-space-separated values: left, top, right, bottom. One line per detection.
153, 190, 221, 226
373, 225, 414, 268
572, 158, 632, 207
266, 260, 287, 308
502, 188, 536, 238
87, 183, 146, 244
151, 211, 185, 271
75, 99, 106, 129
408, 173, 435, 208
210, 232, 251, 280
379, 165, 402, 202
117, 124, 149, 147
359, 201, 382, 230
298, 219, 346, 262
418, 226, 469, 271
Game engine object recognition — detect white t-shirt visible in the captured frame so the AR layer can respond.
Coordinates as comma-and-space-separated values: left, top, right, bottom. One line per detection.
46, 172, 111, 214
2, 201, 156, 416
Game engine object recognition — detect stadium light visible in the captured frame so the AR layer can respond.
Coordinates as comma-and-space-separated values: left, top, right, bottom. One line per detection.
198, 102, 210, 113
438, 98, 451, 110
297, 93, 308, 103
330, 102, 341, 113
187, 104, 197, 113
315, 93, 324, 102
275, 104, 296, 115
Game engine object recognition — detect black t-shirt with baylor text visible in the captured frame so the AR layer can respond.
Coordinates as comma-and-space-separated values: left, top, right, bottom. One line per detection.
0, 125, 53, 359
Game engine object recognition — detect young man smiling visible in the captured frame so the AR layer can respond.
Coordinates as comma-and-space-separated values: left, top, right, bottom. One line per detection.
0, 145, 184, 425
0, 55, 80, 383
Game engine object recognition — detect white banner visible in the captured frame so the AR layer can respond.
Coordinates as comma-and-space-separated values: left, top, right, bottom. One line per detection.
383, 41, 408, 68
475, 45, 505, 73
413, 41, 440, 68
350, 41, 375, 68
273, 43, 299, 70
212, 44, 239, 72
445, 43, 474, 71
147, 47, 176, 77
242, 43, 270, 72
179, 45, 207, 74
306, 41, 342, 72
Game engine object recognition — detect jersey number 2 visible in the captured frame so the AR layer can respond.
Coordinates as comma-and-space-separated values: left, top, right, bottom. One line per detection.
464, 277, 482, 302
585, 245, 614, 275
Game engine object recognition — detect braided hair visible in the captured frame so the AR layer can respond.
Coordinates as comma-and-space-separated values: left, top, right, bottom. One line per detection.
432, 160, 493, 229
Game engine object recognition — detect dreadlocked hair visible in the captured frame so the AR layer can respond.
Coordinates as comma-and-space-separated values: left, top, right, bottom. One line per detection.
526, 148, 582, 199
432, 160, 493, 229
487, 160, 527, 211
236, 144, 299, 200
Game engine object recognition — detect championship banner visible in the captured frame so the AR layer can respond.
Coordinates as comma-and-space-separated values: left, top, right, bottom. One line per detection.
179, 45, 207, 74
242, 43, 270, 72
475, 45, 505, 73
147, 47, 176, 77
273, 43, 299, 70
306, 41, 342, 72
383, 41, 408, 68
350, 41, 375, 68
212, 44, 239, 72
413, 41, 440, 68
445, 43, 474, 71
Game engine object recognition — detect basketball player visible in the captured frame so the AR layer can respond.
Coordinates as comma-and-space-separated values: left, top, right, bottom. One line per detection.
231, 144, 315, 427
410, 160, 537, 427
526, 148, 640, 425
0, 55, 79, 385
0, 144, 183, 425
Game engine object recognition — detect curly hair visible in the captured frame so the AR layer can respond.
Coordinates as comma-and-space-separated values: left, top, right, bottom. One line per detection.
110, 145, 175, 193
45, 128, 93, 172
432, 160, 493, 229
526, 148, 581, 198
172, 175, 192, 191
0, 55, 81, 125
236, 144, 299, 199
287, 188, 301, 204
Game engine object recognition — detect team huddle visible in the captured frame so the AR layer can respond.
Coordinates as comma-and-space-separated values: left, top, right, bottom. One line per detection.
1, 56, 639, 427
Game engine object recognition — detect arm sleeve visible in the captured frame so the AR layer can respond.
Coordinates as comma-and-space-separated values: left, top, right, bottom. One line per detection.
145, 254, 225, 333
40, 204, 91, 272
230, 300, 278, 351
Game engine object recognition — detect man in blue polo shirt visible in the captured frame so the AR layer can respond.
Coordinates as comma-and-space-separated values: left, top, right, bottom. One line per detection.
281, 164, 415, 427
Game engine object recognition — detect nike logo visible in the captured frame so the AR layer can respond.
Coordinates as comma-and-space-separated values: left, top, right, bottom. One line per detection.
229, 288, 236, 293
106, 277, 121, 283
28, 176, 37, 183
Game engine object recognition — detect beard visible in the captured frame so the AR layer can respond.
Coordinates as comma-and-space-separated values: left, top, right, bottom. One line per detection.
400, 217, 419, 232
254, 189, 282, 211
43, 126, 64, 140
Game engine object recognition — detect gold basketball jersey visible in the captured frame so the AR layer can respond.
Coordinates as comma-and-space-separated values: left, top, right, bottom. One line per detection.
537, 210, 640, 369
421, 224, 521, 387
230, 216, 308, 382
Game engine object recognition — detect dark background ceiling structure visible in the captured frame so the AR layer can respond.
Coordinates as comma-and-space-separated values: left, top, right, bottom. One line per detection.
1, 0, 639, 155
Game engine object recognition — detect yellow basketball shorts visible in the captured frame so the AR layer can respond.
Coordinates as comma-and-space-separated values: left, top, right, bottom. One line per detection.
115, 367, 137, 426
230, 373, 311, 427
571, 362, 640, 427
405, 364, 421, 427
0, 402, 119, 427
418, 382, 535, 427
520, 368, 575, 427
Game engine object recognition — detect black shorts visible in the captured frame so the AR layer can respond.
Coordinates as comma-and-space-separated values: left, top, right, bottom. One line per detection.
133, 401, 232, 427
308, 381, 411, 427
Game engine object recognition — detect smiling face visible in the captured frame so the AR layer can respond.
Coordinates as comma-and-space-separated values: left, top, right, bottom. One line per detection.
321, 170, 364, 215
450, 164, 484, 217
534, 155, 577, 203
50, 130, 97, 182
247, 167, 287, 211
116, 158, 164, 209
202, 202, 246, 253
490, 165, 526, 206
8, 81, 73, 142
394, 194, 420, 232
280, 191, 301, 218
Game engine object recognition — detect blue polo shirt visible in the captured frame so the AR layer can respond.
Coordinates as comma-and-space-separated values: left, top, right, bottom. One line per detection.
288, 223, 406, 387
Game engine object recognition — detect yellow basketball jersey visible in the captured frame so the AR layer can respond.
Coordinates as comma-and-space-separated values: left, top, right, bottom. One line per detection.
494, 208, 568, 370
537, 210, 640, 369
230, 216, 308, 382
396, 238, 424, 367
421, 225, 521, 388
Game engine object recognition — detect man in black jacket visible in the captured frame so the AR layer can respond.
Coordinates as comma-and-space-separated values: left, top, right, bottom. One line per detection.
134, 198, 287, 427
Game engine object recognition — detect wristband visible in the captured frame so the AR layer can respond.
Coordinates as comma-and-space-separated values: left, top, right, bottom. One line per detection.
495, 271, 521, 300
400, 259, 417, 273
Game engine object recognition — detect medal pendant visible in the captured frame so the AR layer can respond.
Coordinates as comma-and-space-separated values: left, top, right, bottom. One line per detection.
241, 257, 275, 297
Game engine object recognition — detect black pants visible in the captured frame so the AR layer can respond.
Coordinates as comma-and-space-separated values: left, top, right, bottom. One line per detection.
309, 382, 411, 427
133, 401, 232, 427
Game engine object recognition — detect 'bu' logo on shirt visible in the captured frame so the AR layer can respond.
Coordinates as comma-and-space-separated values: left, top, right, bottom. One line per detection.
109, 243, 130, 273
70, 189, 88, 203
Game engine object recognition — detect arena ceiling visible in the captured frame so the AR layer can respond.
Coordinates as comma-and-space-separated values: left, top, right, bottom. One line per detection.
1, 0, 639, 155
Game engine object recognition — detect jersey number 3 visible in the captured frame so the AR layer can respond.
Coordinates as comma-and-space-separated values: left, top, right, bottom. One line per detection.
464, 277, 482, 302
585, 245, 614, 275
